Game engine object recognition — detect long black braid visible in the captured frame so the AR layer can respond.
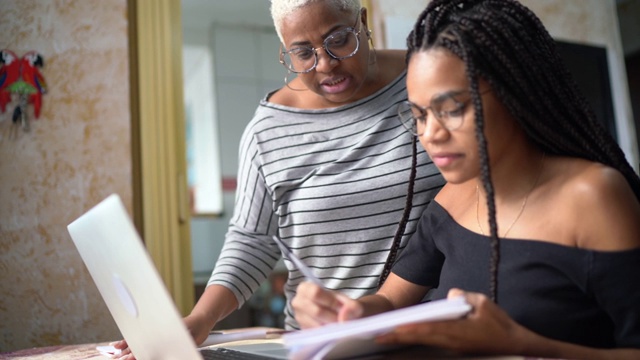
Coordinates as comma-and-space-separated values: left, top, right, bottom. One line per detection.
406, 0, 640, 302
378, 137, 417, 288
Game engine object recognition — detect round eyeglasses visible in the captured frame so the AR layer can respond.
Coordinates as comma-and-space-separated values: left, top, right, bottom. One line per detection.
397, 89, 491, 136
279, 15, 362, 74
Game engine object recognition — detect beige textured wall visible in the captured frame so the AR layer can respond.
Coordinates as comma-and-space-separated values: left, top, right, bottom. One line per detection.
0, 0, 130, 352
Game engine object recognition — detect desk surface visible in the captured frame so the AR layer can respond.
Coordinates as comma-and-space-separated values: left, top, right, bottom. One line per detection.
0, 341, 535, 360
0, 343, 105, 360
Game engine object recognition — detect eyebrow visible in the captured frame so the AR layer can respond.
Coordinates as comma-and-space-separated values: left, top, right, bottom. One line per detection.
288, 23, 351, 48
408, 89, 467, 108
431, 90, 466, 103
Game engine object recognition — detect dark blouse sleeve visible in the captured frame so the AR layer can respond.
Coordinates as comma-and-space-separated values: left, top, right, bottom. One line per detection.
391, 202, 445, 287
589, 248, 640, 347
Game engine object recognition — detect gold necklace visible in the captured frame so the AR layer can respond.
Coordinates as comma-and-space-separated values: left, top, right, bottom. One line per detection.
476, 153, 545, 238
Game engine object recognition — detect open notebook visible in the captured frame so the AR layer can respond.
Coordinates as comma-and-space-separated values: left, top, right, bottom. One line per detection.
67, 194, 471, 360
279, 296, 470, 359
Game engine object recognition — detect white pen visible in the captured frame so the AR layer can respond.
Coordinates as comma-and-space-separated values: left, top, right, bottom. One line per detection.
272, 235, 324, 287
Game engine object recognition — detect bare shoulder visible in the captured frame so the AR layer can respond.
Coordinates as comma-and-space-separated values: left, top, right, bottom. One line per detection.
375, 49, 408, 79
377, 49, 407, 64
561, 159, 635, 209
553, 158, 640, 250
267, 81, 307, 107
267, 86, 293, 107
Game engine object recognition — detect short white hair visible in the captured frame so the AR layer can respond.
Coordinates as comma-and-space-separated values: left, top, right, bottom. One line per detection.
270, 0, 362, 44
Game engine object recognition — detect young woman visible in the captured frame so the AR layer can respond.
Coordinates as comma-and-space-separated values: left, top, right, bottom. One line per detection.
292, 0, 640, 358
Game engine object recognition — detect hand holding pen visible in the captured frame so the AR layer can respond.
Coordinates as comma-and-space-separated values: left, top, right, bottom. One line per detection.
273, 235, 364, 328
272, 235, 324, 287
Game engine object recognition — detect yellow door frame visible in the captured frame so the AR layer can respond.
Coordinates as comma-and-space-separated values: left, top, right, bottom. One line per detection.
128, 0, 193, 315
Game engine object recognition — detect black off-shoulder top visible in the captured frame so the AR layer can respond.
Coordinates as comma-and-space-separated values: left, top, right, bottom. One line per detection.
392, 201, 640, 348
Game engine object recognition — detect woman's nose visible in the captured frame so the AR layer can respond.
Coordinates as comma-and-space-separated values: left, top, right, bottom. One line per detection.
314, 48, 338, 73
420, 114, 449, 142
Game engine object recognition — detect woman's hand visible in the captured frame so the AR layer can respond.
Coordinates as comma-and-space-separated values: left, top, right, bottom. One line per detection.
375, 288, 526, 355
184, 312, 215, 346
109, 339, 134, 359
107, 313, 213, 360
376, 288, 640, 359
292, 281, 364, 328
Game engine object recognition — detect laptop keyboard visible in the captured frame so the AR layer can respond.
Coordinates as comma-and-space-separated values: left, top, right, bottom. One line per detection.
200, 348, 278, 360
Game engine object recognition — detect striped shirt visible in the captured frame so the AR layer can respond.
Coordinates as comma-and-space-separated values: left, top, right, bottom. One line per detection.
207, 72, 444, 329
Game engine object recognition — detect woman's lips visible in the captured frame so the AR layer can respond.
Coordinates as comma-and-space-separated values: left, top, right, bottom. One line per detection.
321, 76, 350, 94
430, 153, 462, 168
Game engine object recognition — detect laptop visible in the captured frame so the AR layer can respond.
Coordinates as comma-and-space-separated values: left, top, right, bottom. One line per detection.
67, 194, 472, 359
67, 194, 288, 360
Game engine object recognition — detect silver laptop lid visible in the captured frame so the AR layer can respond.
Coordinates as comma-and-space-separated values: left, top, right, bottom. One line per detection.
67, 194, 203, 360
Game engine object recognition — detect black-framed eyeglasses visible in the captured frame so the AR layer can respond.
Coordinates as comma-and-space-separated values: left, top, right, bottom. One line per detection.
279, 12, 362, 74
397, 89, 491, 136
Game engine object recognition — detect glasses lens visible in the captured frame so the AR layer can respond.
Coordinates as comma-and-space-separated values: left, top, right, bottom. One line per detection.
281, 28, 360, 73
325, 29, 359, 59
282, 47, 316, 73
436, 96, 465, 130
397, 101, 419, 135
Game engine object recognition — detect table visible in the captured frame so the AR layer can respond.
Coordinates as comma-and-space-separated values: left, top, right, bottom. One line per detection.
0, 341, 534, 360
0, 343, 105, 360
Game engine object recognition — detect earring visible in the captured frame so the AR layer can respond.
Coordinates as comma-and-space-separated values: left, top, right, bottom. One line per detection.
366, 30, 377, 65
284, 70, 307, 92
